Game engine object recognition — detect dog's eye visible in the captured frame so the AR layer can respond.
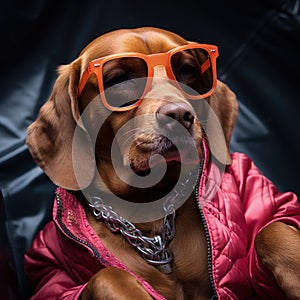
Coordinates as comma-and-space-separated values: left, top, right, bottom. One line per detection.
175, 62, 200, 87
178, 63, 199, 79
103, 75, 146, 109
103, 57, 147, 91
172, 49, 213, 96
173, 60, 206, 96
104, 71, 131, 89
172, 53, 200, 82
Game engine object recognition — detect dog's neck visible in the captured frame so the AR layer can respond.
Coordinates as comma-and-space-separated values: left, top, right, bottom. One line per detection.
78, 162, 202, 273
88, 196, 176, 274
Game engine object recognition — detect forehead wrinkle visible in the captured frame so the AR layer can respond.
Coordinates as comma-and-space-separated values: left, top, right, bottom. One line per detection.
138, 31, 186, 54
80, 34, 148, 68
79, 28, 189, 73
94, 29, 183, 55
83, 29, 187, 57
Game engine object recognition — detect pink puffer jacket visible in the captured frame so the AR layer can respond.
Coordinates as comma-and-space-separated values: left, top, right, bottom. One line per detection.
24, 150, 300, 300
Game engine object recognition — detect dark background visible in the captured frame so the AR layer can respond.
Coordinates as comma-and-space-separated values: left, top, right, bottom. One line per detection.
0, 1, 299, 299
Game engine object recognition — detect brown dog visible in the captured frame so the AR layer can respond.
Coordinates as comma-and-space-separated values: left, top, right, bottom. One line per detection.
25, 27, 300, 299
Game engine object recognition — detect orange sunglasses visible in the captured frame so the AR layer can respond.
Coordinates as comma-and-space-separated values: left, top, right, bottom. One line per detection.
78, 42, 219, 112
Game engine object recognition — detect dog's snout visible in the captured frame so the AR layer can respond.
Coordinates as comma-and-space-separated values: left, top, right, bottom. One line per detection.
156, 103, 194, 131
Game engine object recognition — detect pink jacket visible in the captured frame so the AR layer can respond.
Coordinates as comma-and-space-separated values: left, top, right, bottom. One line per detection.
24, 151, 300, 300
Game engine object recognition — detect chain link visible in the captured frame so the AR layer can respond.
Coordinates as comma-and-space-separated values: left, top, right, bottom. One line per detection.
89, 197, 175, 265
88, 167, 199, 273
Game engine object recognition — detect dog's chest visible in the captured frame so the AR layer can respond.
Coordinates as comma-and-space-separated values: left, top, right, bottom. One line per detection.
168, 198, 212, 298
87, 197, 212, 299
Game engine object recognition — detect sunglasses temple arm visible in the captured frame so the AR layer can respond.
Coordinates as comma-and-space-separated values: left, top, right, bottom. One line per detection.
201, 59, 211, 74
78, 68, 92, 97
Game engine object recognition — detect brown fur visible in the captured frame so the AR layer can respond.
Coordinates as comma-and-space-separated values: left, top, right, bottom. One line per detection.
26, 27, 300, 299
255, 223, 300, 299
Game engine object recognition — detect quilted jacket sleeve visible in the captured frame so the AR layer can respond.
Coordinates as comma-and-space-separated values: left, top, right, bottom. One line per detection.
24, 221, 87, 300
230, 152, 300, 298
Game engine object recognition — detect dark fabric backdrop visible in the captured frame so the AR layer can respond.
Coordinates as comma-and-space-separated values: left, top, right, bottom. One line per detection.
0, 1, 299, 299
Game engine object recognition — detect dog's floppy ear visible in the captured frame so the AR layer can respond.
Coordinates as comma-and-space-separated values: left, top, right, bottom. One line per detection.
207, 80, 238, 164
26, 59, 95, 190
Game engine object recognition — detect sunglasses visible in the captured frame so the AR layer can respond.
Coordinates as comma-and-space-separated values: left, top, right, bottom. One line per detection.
78, 42, 219, 112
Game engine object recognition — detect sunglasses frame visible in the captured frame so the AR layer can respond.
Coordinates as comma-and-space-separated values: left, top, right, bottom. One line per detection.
78, 42, 219, 112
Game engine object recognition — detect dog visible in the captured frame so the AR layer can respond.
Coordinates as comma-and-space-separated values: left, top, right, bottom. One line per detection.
25, 27, 300, 299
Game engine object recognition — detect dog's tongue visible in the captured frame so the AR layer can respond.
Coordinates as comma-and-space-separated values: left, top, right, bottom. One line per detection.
149, 151, 180, 167
129, 147, 200, 175
149, 149, 198, 168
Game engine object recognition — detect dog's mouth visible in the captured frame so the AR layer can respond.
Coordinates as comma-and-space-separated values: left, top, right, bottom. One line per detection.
131, 149, 180, 176
129, 136, 200, 175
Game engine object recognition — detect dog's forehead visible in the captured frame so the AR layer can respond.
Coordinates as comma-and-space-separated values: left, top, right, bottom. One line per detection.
80, 27, 187, 59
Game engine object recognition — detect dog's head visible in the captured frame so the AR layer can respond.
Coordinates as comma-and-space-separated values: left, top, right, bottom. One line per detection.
26, 27, 237, 202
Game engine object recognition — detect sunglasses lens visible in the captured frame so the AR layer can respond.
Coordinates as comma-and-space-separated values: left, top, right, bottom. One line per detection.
102, 57, 148, 109
171, 48, 213, 97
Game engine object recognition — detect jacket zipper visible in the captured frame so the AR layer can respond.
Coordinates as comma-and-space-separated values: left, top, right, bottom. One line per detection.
194, 164, 218, 300
55, 169, 218, 299
55, 191, 106, 263
55, 191, 167, 300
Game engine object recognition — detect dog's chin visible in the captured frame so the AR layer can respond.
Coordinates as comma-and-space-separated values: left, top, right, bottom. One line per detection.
91, 149, 200, 204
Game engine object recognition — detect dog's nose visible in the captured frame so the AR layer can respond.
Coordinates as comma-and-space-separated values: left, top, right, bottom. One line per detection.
156, 103, 194, 131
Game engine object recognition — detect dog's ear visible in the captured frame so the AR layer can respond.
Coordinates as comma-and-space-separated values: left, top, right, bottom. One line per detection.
26, 59, 95, 190
207, 80, 238, 165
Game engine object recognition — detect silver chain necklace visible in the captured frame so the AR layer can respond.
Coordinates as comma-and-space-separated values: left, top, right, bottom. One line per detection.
88, 168, 198, 274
